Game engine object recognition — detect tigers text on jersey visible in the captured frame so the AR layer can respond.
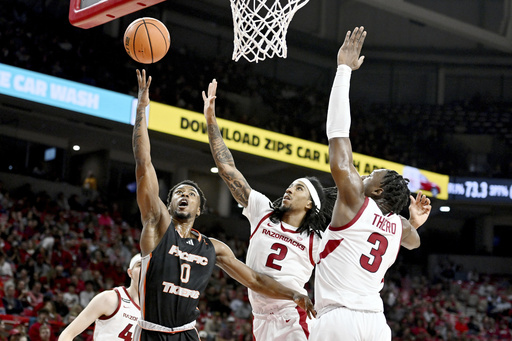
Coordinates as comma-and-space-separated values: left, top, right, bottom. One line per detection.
139, 225, 216, 329
243, 190, 320, 314
93, 286, 140, 341
315, 197, 403, 313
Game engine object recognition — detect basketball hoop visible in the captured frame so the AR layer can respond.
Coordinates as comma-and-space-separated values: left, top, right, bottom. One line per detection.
230, 0, 310, 63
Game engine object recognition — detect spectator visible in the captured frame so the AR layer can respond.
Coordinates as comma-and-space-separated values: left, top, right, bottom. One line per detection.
2, 283, 23, 315
467, 315, 480, 335
217, 316, 236, 341
82, 171, 97, 198
78, 280, 95, 308
198, 330, 208, 341
0, 253, 13, 282
28, 308, 56, 341
454, 315, 469, 336
203, 312, 222, 340
61, 284, 79, 309
38, 324, 52, 341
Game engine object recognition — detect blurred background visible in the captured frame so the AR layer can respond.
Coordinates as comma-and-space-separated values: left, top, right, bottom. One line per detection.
0, 0, 511, 340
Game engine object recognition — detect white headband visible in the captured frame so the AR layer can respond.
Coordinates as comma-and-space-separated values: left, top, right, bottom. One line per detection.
296, 178, 321, 210
129, 253, 141, 270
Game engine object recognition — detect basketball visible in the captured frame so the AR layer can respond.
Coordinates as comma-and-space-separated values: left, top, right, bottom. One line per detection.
123, 17, 170, 64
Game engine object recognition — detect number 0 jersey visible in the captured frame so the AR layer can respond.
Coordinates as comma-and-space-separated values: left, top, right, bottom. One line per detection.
139, 225, 216, 328
242, 190, 320, 314
93, 286, 140, 341
314, 197, 403, 313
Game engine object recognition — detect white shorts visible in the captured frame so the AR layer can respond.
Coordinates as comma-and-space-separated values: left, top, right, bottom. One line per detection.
309, 306, 391, 341
252, 306, 314, 341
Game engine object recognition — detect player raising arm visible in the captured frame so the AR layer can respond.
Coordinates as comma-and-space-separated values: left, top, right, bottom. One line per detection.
132, 70, 314, 341
203, 79, 337, 341
309, 27, 432, 341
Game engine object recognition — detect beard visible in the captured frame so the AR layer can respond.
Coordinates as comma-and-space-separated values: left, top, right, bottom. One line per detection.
174, 210, 191, 220
278, 202, 291, 213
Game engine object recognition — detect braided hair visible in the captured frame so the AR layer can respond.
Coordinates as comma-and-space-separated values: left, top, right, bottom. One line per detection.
377, 170, 410, 214
269, 176, 337, 237
167, 180, 207, 214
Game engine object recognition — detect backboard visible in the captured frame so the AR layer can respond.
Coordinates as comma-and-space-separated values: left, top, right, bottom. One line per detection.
69, 0, 167, 29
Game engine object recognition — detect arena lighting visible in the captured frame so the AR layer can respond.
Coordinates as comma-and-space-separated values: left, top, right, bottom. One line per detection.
210, 167, 218, 174
72, 145, 81, 151
439, 206, 451, 213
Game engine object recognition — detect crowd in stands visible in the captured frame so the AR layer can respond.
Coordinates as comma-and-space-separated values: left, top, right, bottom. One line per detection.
0, 3, 511, 338
1, 2, 511, 180
0, 175, 511, 340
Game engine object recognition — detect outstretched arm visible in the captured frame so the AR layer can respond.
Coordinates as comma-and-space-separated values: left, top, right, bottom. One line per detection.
133, 69, 169, 256
211, 238, 316, 319
203, 80, 252, 207
401, 191, 431, 250
58, 291, 117, 341
328, 27, 368, 227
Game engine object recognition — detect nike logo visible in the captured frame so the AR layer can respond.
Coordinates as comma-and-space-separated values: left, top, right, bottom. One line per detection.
285, 319, 290, 323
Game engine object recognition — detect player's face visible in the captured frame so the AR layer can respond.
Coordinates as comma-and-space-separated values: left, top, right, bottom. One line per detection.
362, 169, 387, 197
129, 261, 142, 285
168, 185, 201, 219
281, 180, 313, 211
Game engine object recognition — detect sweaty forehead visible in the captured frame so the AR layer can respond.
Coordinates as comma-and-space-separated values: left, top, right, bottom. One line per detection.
174, 184, 199, 195
372, 169, 388, 181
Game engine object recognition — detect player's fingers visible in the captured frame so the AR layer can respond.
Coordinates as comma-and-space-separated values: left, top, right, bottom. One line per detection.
350, 27, 358, 44
356, 26, 364, 41
147, 76, 152, 88
202, 91, 207, 101
343, 30, 351, 46
357, 31, 367, 51
416, 191, 423, 201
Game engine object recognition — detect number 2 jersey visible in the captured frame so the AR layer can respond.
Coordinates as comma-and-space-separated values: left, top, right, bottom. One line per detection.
93, 286, 140, 341
139, 224, 216, 328
242, 190, 320, 314
314, 197, 403, 314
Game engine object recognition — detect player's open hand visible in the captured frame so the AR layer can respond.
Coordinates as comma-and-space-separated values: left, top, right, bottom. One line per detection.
136, 69, 151, 108
337, 26, 366, 70
202, 79, 217, 121
293, 293, 317, 319
408, 191, 432, 229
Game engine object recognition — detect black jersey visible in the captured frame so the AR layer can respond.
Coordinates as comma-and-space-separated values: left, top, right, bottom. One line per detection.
139, 224, 216, 329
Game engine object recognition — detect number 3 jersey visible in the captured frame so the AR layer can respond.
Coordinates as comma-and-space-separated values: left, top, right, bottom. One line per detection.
242, 190, 320, 314
314, 197, 403, 314
93, 286, 140, 341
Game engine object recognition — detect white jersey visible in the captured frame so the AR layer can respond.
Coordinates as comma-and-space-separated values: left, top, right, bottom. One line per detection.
314, 197, 403, 313
243, 190, 320, 314
93, 287, 140, 341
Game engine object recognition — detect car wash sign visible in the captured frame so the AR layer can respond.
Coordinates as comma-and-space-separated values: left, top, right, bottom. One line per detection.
448, 177, 512, 202
0, 63, 132, 123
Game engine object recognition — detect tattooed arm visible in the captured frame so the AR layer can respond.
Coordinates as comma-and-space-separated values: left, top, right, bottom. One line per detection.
202, 79, 252, 207
133, 70, 171, 256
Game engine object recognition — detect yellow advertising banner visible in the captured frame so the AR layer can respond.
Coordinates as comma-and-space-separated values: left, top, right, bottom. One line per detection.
147, 102, 449, 199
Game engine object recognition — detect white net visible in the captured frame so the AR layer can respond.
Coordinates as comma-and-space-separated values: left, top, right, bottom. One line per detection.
230, 0, 310, 63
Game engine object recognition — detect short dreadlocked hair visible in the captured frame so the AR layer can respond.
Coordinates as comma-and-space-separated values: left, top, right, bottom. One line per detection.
269, 176, 337, 237
378, 170, 410, 213
167, 180, 207, 214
